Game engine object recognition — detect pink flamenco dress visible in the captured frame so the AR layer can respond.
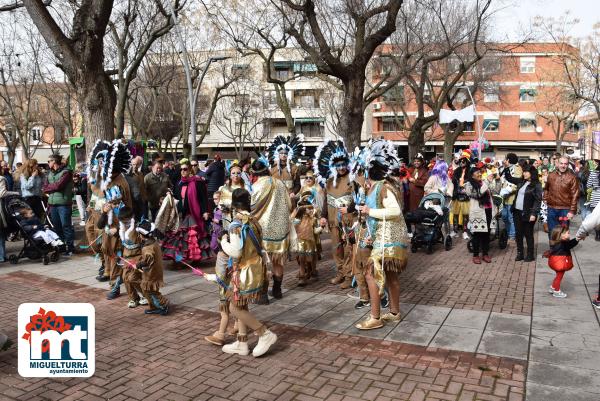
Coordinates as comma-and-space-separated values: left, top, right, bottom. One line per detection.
162, 176, 213, 265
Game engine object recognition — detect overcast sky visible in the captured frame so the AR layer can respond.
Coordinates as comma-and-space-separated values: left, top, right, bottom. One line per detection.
493, 0, 598, 40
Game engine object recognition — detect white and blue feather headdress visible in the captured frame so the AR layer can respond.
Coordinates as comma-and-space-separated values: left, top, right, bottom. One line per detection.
313, 138, 350, 186
267, 134, 305, 173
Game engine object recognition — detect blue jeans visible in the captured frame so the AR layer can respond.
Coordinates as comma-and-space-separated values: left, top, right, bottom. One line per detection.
0, 233, 5, 262
49, 205, 74, 251
547, 208, 570, 236
502, 204, 515, 239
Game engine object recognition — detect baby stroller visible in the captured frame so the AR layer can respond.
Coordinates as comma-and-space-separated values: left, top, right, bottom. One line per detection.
466, 194, 508, 253
2, 194, 61, 265
406, 192, 453, 254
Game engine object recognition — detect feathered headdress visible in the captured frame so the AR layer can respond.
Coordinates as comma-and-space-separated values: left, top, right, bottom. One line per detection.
313, 139, 350, 186
365, 138, 399, 180
350, 146, 369, 180
101, 139, 132, 190
250, 152, 270, 175
86, 140, 111, 183
267, 134, 305, 173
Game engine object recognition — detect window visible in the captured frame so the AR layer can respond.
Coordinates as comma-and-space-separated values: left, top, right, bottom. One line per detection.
235, 121, 249, 133
519, 87, 537, 102
376, 55, 394, 76
483, 119, 499, 131
520, 57, 535, 73
231, 64, 250, 77
234, 94, 251, 107
519, 118, 537, 132
274, 67, 291, 80
295, 121, 323, 137
382, 85, 404, 103
263, 91, 278, 108
31, 127, 42, 141
463, 121, 475, 132
483, 84, 499, 103
381, 116, 404, 132
447, 56, 462, 74
293, 89, 320, 108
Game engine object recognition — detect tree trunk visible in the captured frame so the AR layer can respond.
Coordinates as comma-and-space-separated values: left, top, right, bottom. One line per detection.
408, 122, 426, 160
274, 83, 295, 135
115, 86, 127, 138
7, 149, 15, 168
443, 123, 465, 163
77, 73, 117, 154
339, 78, 366, 150
556, 136, 563, 154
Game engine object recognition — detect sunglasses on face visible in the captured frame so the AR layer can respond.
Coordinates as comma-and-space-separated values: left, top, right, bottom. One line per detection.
306, 176, 314, 180
191, 163, 198, 167
181, 167, 188, 171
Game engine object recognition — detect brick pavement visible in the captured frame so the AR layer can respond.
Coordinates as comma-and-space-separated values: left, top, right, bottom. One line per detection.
283, 235, 534, 316
0, 271, 525, 401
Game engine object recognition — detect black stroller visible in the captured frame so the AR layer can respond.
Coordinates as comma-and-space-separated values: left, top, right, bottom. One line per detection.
466, 194, 508, 253
2, 194, 61, 265
406, 192, 453, 254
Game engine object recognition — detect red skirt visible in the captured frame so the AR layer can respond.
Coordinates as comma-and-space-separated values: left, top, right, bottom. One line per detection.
548, 255, 573, 272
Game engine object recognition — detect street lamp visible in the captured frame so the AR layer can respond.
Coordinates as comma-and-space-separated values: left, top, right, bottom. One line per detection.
168, 4, 230, 159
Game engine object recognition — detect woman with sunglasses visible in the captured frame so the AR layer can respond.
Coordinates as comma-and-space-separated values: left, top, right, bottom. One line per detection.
161, 162, 212, 264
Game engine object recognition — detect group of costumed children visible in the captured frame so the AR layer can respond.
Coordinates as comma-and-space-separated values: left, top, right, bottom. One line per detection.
83, 133, 410, 355
202, 134, 410, 357
85, 140, 169, 315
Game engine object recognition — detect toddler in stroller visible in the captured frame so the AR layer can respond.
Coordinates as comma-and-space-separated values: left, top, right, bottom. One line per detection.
17, 207, 64, 248
405, 192, 452, 254
3, 195, 61, 265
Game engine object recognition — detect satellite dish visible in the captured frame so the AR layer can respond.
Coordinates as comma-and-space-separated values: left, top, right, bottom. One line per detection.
535, 126, 543, 134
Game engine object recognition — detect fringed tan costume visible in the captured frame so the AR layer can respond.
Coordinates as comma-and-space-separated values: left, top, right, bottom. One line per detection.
251, 176, 292, 266
364, 180, 409, 296
292, 201, 322, 285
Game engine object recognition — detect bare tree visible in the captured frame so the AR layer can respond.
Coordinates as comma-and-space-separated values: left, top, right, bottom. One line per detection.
0, 15, 46, 164
0, 0, 187, 154
378, 0, 494, 158
537, 14, 600, 119
534, 80, 581, 153
266, 0, 403, 149
212, 79, 266, 159
107, 0, 182, 137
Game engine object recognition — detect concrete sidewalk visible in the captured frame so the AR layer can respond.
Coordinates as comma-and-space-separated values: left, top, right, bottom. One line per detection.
526, 227, 600, 401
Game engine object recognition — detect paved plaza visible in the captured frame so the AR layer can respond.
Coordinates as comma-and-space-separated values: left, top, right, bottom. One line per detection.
0, 227, 598, 401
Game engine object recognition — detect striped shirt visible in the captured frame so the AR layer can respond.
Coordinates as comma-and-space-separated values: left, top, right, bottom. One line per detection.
588, 171, 600, 208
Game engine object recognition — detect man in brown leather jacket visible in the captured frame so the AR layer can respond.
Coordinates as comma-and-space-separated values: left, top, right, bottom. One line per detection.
543, 156, 579, 234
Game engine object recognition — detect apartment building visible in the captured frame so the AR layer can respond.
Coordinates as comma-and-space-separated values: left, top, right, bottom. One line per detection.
196, 50, 368, 160
370, 43, 581, 161
579, 113, 600, 160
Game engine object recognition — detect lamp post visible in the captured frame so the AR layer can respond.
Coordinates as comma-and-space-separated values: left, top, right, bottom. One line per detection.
168, 3, 229, 159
